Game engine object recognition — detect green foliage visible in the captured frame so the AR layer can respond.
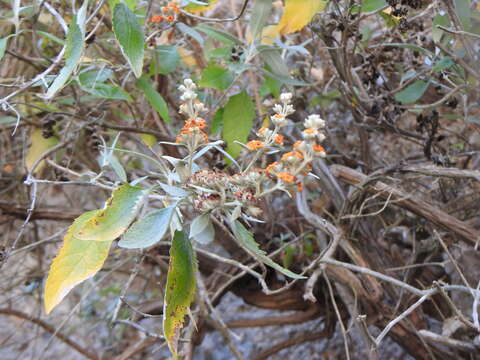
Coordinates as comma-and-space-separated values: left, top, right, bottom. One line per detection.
249, 0, 273, 40
163, 231, 197, 358
112, 3, 144, 78
151, 45, 180, 75
199, 64, 233, 91
232, 221, 305, 279
45, 18, 84, 99
222, 91, 255, 158
76, 184, 148, 242
394, 80, 429, 104
136, 76, 171, 123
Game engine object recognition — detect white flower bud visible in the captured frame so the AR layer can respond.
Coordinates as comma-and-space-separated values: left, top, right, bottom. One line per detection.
272, 104, 283, 114
304, 114, 325, 129
194, 102, 206, 112
284, 104, 295, 115
280, 92, 293, 102
179, 103, 189, 114
184, 78, 196, 88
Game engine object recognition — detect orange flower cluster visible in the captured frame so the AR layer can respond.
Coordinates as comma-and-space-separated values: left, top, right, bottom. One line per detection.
246, 140, 265, 151
281, 151, 304, 162
312, 144, 325, 153
176, 117, 208, 144
276, 172, 295, 183
150, 2, 180, 23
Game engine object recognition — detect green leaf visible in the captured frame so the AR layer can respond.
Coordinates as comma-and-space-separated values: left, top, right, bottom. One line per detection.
76, 184, 148, 241
195, 23, 242, 45
222, 91, 255, 158
44, 210, 112, 314
82, 83, 132, 101
118, 206, 176, 248
45, 19, 84, 99
176, 22, 204, 45
233, 221, 305, 279
164, 231, 197, 357
394, 80, 429, 104
0, 34, 18, 62
432, 13, 450, 42
152, 45, 180, 75
112, 3, 144, 78
25, 129, 59, 175
360, 0, 387, 12
249, 0, 273, 40
136, 76, 170, 123
210, 107, 224, 135
432, 56, 455, 72
455, 0, 471, 31
258, 46, 288, 77
79, 68, 114, 87
199, 65, 233, 91
260, 75, 281, 98
109, 155, 127, 182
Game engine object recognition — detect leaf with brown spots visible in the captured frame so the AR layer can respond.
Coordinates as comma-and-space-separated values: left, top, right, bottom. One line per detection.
163, 231, 197, 357
76, 184, 148, 242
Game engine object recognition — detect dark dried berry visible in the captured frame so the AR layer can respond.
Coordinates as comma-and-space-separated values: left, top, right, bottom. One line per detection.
446, 97, 458, 109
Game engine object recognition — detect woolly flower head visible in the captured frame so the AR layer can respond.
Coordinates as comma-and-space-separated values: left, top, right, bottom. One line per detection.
280, 92, 293, 103
304, 114, 325, 129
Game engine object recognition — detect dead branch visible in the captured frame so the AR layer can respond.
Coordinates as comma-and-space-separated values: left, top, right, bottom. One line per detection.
330, 165, 480, 245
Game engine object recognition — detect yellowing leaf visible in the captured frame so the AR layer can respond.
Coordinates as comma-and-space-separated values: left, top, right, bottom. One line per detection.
277, 0, 327, 35
140, 133, 157, 147
163, 231, 197, 357
44, 210, 112, 314
76, 184, 148, 241
177, 47, 198, 68
246, 24, 280, 45
25, 129, 59, 174
184, 0, 219, 13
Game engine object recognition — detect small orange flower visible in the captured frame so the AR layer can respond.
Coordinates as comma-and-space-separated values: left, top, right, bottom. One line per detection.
162, 6, 169, 12
184, 118, 206, 130
169, 2, 180, 13
303, 127, 316, 134
297, 182, 303, 192
313, 144, 325, 153
150, 15, 164, 23
281, 151, 303, 161
293, 141, 302, 148
166, 15, 174, 22
272, 114, 284, 119
265, 162, 279, 173
274, 134, 284, 145
246, 140, 265, 151
277, 172, 295, 183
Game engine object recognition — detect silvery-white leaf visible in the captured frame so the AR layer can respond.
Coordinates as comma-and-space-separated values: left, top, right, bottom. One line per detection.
158, 182, 191, 197
118, 206, 175, 248
190, 213, 211, 238
193, 222, 215, 245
